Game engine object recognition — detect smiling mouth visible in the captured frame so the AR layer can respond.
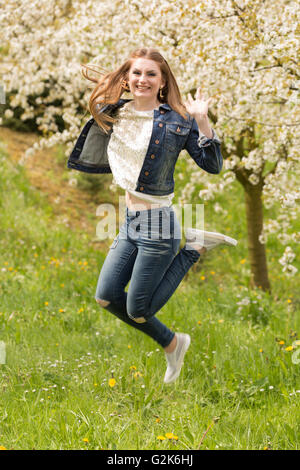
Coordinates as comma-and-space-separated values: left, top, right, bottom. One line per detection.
136, 86, 150, 90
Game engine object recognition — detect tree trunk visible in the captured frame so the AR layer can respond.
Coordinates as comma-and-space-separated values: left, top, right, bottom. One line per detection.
244, 182, 271, 292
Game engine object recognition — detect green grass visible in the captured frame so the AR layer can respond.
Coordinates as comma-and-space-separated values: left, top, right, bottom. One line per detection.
0, 143, 299, 450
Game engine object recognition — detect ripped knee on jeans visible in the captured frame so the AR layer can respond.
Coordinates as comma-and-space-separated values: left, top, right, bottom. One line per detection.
96, 298, 111, 307
127, 312, 147, 323
132, 316, 147, 323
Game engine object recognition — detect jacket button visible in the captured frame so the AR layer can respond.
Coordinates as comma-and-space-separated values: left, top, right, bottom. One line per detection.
160, 110, 165, 114
150, 154, 155, 159
159, 123, 163, 127
140, 186, 144, 191
155, 139, 159, 144
145, 171, 149, 176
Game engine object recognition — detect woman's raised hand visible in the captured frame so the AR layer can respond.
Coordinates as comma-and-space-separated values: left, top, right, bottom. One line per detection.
184, 87, 213, 120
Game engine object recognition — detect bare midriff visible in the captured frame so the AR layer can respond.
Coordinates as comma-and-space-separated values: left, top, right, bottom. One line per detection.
125, 191, 162, 211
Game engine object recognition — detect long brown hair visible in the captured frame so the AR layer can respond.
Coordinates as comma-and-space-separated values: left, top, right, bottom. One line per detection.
81, 47, 188, 132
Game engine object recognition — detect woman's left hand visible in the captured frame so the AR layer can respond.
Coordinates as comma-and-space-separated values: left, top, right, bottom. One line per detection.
184, 87, 213, 120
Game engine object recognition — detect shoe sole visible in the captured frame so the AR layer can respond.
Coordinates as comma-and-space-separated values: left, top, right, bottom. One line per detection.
186, 229, 238, 247
164, 334, 191, 384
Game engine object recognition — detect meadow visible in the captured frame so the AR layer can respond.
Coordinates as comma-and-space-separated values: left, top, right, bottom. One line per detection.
0, 137, 299, 450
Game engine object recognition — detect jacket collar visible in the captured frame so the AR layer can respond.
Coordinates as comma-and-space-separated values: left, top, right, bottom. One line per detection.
158, 102, 172, 111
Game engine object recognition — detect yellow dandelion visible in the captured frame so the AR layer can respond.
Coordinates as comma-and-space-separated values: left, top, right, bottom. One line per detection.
94, 383, 98, 387
44, 301, 49, 306
218, 319, 224, 323
279, 340, 285, 345
259, 348, 263, 353
287, 299, 292, 303
8, 267, 13, 271
197, 320, 202, 325
155, 418, 160, 423
58, 309, 65, 313
82, 437, 89, 443
0, 446, 7, 450
60, 283, 65, 288
109, 378, 116, 388
285, 346, 293, 351
207, 298, 211, 302
157, 435, 166, 441
240, 258, 246, 264
128, 345, 132, 349
210, 271, 215, 275
165, 432, 178, 440
78, 307, 84, 313
129, 365, 137, 371
200, 276, 206, 280
133, 371, 143, 379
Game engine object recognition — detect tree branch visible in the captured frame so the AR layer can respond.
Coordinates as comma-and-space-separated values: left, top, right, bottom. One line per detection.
264, 143, 289, 178
250, 64, 282, 72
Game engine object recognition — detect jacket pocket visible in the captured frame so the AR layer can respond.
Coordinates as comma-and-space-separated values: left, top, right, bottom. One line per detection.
165, 124, 190, 152
78, 122, 112, 168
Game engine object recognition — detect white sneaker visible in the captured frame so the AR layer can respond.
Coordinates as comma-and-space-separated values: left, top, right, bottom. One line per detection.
164, 333, 191, 384
185, 228, 238, 252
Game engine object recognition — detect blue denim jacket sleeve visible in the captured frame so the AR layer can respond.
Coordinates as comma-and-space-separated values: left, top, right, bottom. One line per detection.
184, 117, 223, 174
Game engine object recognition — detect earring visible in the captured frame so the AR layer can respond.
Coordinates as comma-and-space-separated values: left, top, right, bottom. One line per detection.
159, 86, 164, 99
121, 80, 130, 91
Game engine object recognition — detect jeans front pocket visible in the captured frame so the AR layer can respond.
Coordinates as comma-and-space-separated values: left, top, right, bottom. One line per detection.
109, 235, 119, 250
172, 236, 181, 256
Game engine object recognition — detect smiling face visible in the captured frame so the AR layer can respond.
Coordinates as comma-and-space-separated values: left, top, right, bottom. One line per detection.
127, 58, 165, 107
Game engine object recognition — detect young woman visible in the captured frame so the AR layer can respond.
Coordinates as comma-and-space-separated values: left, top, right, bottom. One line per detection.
68, 47, 237, 383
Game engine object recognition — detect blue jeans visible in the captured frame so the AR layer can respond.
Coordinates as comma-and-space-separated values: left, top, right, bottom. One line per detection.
95, 206, 200, 348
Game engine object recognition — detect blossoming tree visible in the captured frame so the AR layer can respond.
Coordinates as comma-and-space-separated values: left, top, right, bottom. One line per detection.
1, 0, 299, 291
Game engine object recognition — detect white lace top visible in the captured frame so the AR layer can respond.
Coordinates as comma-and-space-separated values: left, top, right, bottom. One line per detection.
107, 101, 174, 207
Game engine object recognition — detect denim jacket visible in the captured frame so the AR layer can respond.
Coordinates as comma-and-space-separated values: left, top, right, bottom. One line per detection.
67, 98, 223, 196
